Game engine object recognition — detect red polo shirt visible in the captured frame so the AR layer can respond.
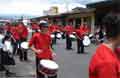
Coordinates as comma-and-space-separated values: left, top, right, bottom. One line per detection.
83, 26, 90, 33
89, 44, 120, 78
29, 32, 53, 59
75, 29, 85, 39
49, 25, 60, 33
64, 25, 74, 35
31, 23, 39, 30
11, 26, 20, 40
17, 24, 28, 39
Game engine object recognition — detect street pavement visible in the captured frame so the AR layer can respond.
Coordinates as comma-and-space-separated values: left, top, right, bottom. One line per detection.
0, 39, 97, 78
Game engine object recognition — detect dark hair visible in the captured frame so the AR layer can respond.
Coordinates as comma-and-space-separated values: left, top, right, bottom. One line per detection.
112, 0, 120, 12
102, 13, 120, 39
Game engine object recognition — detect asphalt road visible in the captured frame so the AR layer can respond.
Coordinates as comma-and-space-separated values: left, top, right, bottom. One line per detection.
0, 39, 97, 78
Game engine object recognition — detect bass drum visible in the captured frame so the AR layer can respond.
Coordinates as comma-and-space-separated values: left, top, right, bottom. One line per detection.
83, 36, 91, 47
39, 59, 59, 76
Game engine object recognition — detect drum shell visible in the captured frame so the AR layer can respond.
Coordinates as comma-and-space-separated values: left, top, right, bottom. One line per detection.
38, 63, 58, 76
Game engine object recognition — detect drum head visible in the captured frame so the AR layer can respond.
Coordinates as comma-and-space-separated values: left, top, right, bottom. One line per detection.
56, 33, 62, 38
51, 34, 55, 38
3, 40, 13, 52
89, 34, 93, 38
40, 60, 59, 70
4, 41, 11, 46
83, 36, 91, 46
21, 42, 29, 49
69, 34, 76, 39
0, 34, 4, 39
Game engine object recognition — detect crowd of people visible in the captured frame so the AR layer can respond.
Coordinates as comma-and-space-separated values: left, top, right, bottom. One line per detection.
0, 22, 28, 77
0, 1, 119, 78
0, 19, 106, 78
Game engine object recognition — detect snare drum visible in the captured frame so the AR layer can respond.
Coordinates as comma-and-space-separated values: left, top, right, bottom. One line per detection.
21, 42, 29, 49
56, 33, 62, 39
39, 59, 59, 76
69, 34, 76, 41
83, 36, 91, 47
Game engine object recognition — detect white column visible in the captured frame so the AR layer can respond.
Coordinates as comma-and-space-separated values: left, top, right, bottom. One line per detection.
91, 15, 95, 33
81, 17, 84, 25
73, 19, 76, 28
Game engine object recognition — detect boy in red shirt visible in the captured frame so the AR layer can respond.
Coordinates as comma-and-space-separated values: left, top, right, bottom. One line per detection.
64, 24, 74, 50
89, 11, 120, 78
17, 22, 28, 61
49, 24, 60, 45
75, 26, 85, 54
29, 21, 57, 78
31, 22, 40, 35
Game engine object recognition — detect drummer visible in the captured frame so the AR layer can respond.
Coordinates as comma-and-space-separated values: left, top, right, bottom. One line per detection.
10, 24, 20, 56
17, 22, 28, 61
75, 23, 89, 54
49, 23, 60, 45
64, 23, 74, 50
29, 21, 57, 78
31, 22, 40, 35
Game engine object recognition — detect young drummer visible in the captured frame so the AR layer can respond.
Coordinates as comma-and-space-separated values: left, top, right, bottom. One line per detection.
29, 21, 57, 78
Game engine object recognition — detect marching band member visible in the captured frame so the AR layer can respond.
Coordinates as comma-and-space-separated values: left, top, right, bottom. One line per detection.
49, 23, 60, 45
17, 22, 28, 61
29, 21, 57, 78
10, 25, 20, 55
75, 26, 85, 54
89, 12, 120, 78
64, 23, 74, 50
31, 22, 40, 35
75, 23, 90, 54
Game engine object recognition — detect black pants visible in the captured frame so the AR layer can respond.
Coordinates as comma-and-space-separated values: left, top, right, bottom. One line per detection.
62, 32, 66, 39
0, 49, 11, 72
36, 58, 57, 78
19, 38, 28, 61
52, 32, 58, 45
13, 40, 21, 55
0, 48, 5, 71
77, 39, 84, 53
66, 34, 72, 49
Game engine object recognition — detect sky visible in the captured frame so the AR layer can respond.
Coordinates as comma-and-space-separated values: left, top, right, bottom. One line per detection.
0, 0, 104, 16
